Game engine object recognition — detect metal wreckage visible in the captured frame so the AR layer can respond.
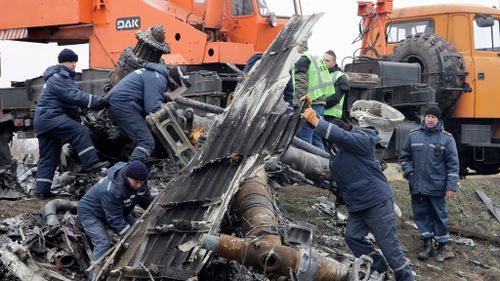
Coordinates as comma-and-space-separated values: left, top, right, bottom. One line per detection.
0, 14, 387, 281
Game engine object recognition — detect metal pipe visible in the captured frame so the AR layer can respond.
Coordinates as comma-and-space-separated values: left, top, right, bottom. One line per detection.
200, 168, 349, 281
281, 145, 330, 182
41, 199, 78, 227
233, 169, 278, 240
291, 137, 330, 158
201, 234, 350, 281
171, 96, 224, 114
55, 251, 76, 268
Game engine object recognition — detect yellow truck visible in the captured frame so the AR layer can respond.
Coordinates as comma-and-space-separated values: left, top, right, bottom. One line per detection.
348, 2, 500, 175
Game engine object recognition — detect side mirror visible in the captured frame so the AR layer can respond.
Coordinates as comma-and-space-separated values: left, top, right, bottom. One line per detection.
475, 14, 494, 27
267, 13, 278, 28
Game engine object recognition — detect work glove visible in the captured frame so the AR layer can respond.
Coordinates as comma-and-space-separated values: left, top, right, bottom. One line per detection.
300, 96, 319, 127
93, 96, 110, 110
302, 107, 319, 127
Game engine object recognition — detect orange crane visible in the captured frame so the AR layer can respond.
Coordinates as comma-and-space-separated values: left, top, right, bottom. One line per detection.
0, 0, 301, 68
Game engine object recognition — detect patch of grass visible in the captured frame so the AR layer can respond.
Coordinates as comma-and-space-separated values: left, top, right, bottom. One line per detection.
391, 178, 500, 238
276, 185, 336, 235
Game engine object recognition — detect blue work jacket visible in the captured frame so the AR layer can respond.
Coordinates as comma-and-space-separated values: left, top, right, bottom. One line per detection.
107, 63, 171, 116
77, 162, 155, 235
399, 121, 459, 196
34, 65, 103, 134
314, 120, 393, 212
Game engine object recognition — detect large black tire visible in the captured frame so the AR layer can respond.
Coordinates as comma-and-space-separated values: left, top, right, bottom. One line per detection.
391, 33, 466, 118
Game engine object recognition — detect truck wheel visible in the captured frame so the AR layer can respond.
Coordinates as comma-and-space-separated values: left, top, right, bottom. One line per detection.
391, 32, 466, 117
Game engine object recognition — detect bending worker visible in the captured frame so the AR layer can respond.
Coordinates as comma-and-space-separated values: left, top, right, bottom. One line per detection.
34, 48, 109, 199
301, 97, 413, 281
77, 160, 155, 280
106, 63, 183, 162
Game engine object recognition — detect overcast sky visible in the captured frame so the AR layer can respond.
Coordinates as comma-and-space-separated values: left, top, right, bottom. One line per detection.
0, 0, 498, 87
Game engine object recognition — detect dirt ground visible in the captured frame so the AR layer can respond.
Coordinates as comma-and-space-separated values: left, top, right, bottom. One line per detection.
277, 176, 500, 281
1, 173, 499, 280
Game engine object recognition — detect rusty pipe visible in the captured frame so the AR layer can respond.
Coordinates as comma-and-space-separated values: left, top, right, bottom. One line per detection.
201, 168, 350, 281
201, 234, 350, 281
233, 169, 278, 240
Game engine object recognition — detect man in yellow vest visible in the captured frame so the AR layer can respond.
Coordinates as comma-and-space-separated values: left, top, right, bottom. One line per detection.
322, 50, 350, 122
293, 41, 334, 150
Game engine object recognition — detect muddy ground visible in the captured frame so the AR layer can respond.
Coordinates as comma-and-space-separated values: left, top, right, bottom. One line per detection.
277, 176, 500, 281
1, 170, 499, 280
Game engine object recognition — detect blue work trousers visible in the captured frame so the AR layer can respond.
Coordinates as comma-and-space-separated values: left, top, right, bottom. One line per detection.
78, 213, 135, 280
296, 104, 325, 150
109, 107, 154, 162
411, 194, 449, 243
36, 120, 98, 195
345, 199, 413, 281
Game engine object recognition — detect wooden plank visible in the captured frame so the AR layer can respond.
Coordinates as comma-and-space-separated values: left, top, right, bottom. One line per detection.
448, 225, 500, 245
475, 189, 500, 223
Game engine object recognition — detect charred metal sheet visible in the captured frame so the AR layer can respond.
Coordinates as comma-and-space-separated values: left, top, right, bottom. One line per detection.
285, 222, 314, 245
104, 14, 323, 281
0, 165, 27, 199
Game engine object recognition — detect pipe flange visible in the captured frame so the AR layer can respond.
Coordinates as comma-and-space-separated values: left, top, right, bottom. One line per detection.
296, 246, 319, 281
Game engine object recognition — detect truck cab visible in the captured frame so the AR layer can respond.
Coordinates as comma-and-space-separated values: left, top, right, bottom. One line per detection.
361, 4, 500, 174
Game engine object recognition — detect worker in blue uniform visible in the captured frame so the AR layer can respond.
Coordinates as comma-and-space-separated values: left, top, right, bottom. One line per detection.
34, 48, 109, 199
106, 63, 182, 162
399, 105, 459, 262
77, 160, 155, 281
301, 97, 414, 281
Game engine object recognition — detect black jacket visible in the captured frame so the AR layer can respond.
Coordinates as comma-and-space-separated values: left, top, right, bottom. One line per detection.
325, 65, 349, 108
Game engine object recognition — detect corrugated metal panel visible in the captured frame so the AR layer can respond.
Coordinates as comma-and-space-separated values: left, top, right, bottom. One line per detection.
106, 14, 322, 281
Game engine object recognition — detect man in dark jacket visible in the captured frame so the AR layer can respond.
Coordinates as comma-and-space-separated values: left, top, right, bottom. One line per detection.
322, 50, 350, 122
34, 48, 109, 199
107, 63, 182, 162
77, 160, 155, 280
302, 97, 413, 281
399, 105, 459, 262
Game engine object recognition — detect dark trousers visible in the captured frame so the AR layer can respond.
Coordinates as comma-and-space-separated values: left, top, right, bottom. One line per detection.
78, 213, 135, 281
36, 120, 98, 195
296, 104, 325, 150
109, 107, 154, 162
345, 199, 413, 281
411, 194, 449, 243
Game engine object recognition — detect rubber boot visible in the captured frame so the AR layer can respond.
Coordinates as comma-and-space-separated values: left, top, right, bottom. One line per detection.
418, 238, 434, 260
435, 243, 446, 262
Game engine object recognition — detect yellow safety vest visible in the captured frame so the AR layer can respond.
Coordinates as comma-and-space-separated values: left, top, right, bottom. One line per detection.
324, 70, 349, 118
292, 52, 334, 101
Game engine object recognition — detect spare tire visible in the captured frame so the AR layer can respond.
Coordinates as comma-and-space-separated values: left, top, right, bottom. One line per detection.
391, 33, 466, 117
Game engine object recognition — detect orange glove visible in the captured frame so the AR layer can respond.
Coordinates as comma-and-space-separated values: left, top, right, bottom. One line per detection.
302, 107, 319, 127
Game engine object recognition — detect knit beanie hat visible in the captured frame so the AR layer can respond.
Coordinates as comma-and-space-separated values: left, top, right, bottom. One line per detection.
125, 160, 148, 181
424, 105, 441, 120
58, 48, 78, 63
